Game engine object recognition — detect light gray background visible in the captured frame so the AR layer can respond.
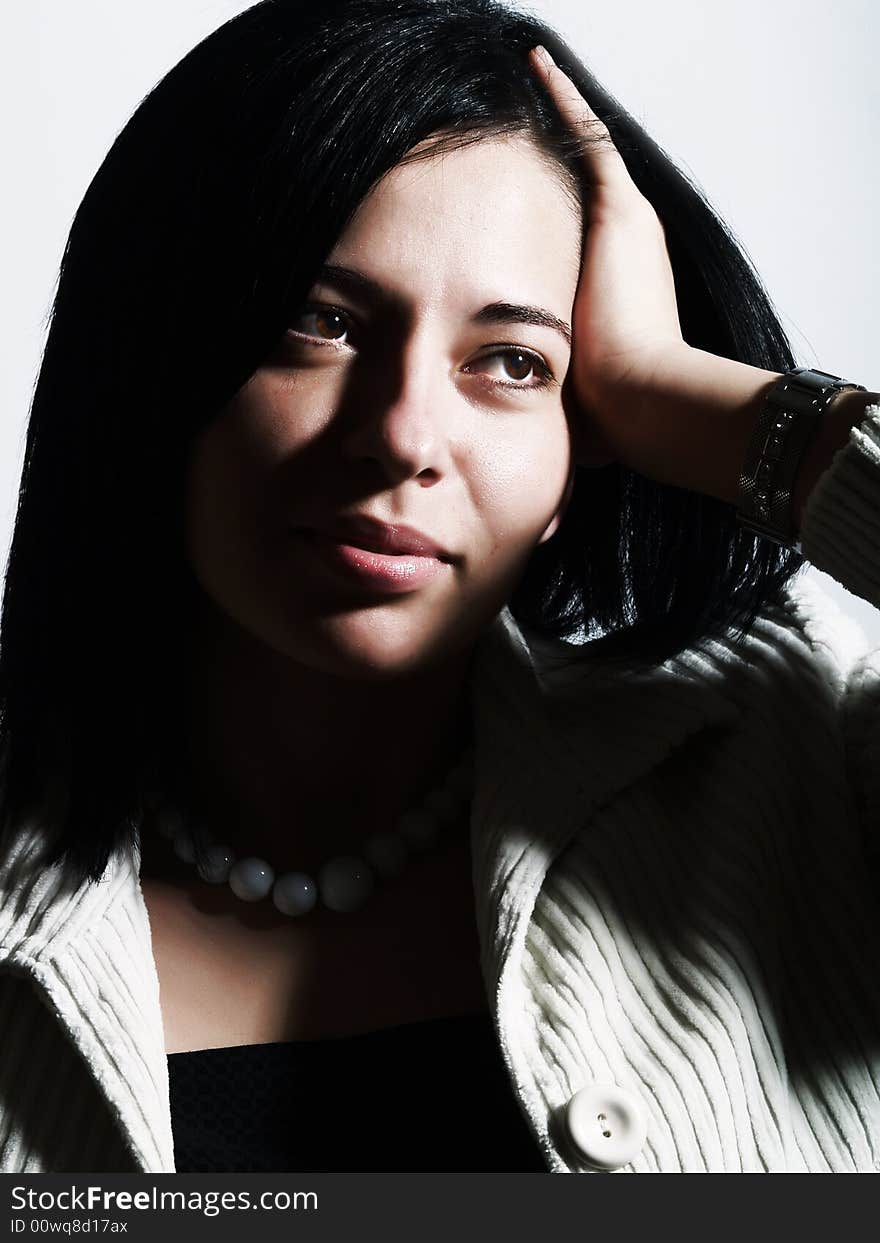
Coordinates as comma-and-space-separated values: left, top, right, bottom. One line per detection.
2, 0, 877, 641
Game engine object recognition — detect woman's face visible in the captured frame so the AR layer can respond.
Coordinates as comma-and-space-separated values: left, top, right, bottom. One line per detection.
185, 134, 583, 678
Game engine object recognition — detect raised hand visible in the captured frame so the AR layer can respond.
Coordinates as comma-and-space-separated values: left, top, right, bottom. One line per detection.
528, 45, 692, 472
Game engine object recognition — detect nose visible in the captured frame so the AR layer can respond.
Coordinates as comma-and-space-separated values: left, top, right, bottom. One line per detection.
340, 334, 451, 487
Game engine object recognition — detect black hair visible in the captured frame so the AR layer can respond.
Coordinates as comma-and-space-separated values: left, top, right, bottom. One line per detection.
0, 0, 804, 889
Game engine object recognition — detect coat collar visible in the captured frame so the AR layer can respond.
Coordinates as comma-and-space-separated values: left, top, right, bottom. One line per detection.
467, 607, 742, 1004
0, 605, 741, 1172
0, 813, 172, 1171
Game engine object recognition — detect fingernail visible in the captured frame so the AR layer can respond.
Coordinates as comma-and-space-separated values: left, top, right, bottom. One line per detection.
531, 45, 554, 67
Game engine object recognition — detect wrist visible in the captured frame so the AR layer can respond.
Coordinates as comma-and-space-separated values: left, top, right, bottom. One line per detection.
621, 344, 783, 503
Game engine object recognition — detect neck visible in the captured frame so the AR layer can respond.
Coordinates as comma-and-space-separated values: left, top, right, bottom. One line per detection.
164, 605, 477, 875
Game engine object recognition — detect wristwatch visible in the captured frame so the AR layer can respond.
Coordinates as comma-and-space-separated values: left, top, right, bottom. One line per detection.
735, 366, 866, 553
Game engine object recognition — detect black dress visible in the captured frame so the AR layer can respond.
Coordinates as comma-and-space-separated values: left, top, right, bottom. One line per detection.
167, 1011, 548, 1172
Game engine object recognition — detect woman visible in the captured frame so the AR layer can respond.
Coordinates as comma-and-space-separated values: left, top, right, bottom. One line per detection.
1, 0, 878, 1174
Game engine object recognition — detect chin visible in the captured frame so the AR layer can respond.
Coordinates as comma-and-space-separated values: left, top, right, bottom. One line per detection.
332, 611, 475, 678
258, 606, 473, 682
195, 562, 507, 681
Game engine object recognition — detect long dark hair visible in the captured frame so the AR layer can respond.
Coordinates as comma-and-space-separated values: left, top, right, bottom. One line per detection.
0, 0, 804, 889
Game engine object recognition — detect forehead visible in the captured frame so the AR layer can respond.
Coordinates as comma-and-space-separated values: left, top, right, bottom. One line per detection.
325, 133, 583, 311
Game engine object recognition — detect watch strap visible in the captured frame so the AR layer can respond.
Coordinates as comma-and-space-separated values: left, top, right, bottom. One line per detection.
735, 367, 866, 553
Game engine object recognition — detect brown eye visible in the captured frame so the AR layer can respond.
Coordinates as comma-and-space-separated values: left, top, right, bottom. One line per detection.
470, 347, 554, 391
499, 350, 537, 382
288, 304, 352, 343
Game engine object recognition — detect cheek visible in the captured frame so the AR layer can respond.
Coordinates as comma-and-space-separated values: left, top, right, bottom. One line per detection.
183, 382, 296, 581
469, 419, 572, 547
188, 368, 327, 509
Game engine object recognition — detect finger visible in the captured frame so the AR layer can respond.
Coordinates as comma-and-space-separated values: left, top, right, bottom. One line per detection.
527, 46, 640, 207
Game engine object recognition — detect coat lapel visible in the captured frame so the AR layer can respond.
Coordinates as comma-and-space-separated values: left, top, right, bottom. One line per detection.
468, 608, 743, 1007
0, 818, 174, 1172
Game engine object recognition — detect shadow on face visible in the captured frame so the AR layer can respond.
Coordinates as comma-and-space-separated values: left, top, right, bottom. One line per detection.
183, 133, 583, 681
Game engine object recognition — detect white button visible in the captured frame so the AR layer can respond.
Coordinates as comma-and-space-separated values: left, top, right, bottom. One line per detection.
563, 1083, 647, 1170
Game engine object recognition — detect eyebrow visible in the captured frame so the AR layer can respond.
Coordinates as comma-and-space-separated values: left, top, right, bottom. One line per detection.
311, 263, 572, 349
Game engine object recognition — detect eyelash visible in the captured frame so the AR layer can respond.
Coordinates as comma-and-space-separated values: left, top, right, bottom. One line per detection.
285, 303, 555, 392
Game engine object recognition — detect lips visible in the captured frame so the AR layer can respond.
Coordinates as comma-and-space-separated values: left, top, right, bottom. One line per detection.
298, 514, 454, 562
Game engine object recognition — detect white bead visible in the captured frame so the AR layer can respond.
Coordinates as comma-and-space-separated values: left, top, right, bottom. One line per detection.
172, 828, 196, 863
228, 856, 275, 901
195, 843, 235, 884
398, 808, 440, 851
162, 750, 474, 919
318, 856, 374, 912
363, 833, 409, 878
423, 787, 462, 824
272, 872, 317, 917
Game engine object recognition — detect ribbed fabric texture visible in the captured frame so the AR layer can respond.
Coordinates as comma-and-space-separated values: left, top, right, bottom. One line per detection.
0, 821, 175, 1172
0, 971, 137, 1172
2, 403, 880, 1174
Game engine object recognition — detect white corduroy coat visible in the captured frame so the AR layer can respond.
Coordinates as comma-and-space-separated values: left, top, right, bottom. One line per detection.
2, 406, 880, 1174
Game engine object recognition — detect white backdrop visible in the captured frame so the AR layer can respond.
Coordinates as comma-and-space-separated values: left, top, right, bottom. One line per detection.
2, 0, 877, 640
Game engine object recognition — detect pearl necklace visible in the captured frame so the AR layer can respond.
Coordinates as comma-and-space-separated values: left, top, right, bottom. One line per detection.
150, 745, 475, 916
